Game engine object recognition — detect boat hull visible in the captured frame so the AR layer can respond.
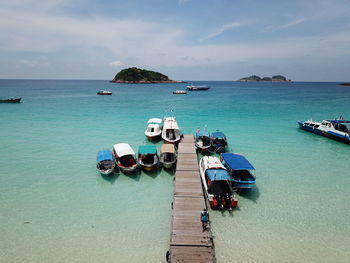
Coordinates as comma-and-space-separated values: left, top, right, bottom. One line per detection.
145, 133, 162, 141
97, 168, 114, 176
140, 164, 158, 172
117, 164, 138, 174
0, 98, 21, 103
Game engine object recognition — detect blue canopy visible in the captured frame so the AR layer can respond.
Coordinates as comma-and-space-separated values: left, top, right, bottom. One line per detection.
206, 169, 231, 181
97, 150, 113, 162
221, 153, 255, 170
211, 131, 226, 139
196, 130, 209, 137
138, 145, 157, 155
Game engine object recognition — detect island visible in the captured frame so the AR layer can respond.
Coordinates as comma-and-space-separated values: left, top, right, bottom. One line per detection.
110, 67, 184, 83
338, 83, 350, 86
238, 75, 291, 82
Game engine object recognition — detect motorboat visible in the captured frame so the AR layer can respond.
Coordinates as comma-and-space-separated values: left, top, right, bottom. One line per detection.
298, 117, 350, 144
96, 150, 115, 176
97, 90, 112, 95
199, 156, 238, 210
221, 153, 256, 191
144, 118, 163, 140
159, 144, 177, 169
162, 117, 181, 144
0, 98, 21, 103
138, 145, 159, 172
195, 129, 211, 152
186, 85, 210, 91
173, 90, 187, 94
113, 143, 138, 173
210, 131, 228, 152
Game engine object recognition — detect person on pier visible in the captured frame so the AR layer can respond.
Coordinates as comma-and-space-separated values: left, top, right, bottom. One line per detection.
201, 208, 209, 231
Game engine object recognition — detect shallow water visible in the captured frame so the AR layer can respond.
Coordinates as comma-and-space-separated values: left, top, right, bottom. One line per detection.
1, 80, 349, 262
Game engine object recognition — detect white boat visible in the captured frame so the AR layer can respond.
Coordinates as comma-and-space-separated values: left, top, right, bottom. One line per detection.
160, 144, 177, 169
199, 156, 238, 210
162, 117, 181, 144
173, 90, 187, 94
97, 90, 112, 95
112, 143, 138, 173
144, 118, 163, 140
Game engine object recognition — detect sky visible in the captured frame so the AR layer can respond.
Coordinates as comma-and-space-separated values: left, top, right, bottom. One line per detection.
1, 0, 350, 81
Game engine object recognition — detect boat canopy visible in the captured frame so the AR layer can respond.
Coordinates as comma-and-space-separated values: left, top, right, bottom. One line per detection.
138, 145, 157, 155
163, 117, 179, 130
161, 144, 175, 153
196, 130, 209, 137
97, 150, 113, 162
212, 131, 226, 139
328, 119, 350, 124
148, 118, 162, 124
206, 169, 231, 181
113, 143, 135, 157
221, 153, 255, 170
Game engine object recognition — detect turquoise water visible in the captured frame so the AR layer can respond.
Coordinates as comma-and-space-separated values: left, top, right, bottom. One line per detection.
1, 80, 350, 262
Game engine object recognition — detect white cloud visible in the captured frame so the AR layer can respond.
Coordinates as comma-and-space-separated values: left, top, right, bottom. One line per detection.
264, 18, 306, 32
109, 60, 123, 67
200, 22, 243, 41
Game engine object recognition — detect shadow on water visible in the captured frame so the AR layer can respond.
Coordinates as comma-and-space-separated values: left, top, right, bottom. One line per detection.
237, 186, 261, 203
124, 169, 141, 181
162, 166, 176, 176
98, 171, 120, 184
143, 167, 160, 178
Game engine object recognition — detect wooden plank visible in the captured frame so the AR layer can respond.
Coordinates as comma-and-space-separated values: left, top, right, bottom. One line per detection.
178, 143, 197, 154
169, 246, 215, 263
181, 134, 194, 143
176, 154, 198, 171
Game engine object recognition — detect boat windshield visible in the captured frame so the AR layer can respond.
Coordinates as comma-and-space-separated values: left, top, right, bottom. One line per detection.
333, 123, 350, 133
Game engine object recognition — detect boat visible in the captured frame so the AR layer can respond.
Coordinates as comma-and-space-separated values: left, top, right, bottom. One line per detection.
138, 145, 159, 172
159, 144, 177, 169
96, 150, 115, 176
221, 153, 256, 191
162, 117, 181, 144
195, 129, 211, 152
298, 117, 350, 144
186, 85, 210, 91
97, 90, 112, 95
0, 98, 21, 103
210, 131, 228, 152
199, 156, 238, 210
173, 90, 187, 94
112, 143, 138, 173
144, 118, 163, 140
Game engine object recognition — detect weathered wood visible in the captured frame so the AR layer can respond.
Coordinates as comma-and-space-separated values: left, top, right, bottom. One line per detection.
169, 135, 216, 263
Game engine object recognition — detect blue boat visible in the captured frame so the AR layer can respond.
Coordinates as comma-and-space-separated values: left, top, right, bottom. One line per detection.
186, 85, 210, 91
298, 117, 350, 144
96, 150, 115, 176
210, 131, 228, 152
195, 129, 211, 152
221, 153, 256, 191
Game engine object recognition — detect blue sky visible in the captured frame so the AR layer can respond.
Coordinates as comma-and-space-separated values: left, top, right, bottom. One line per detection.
1, 0, 350, 81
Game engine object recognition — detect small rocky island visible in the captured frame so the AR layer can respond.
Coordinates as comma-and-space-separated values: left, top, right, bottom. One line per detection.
111, 67, 183, 83
238, 75, 291, 82
338, 83, 350, 86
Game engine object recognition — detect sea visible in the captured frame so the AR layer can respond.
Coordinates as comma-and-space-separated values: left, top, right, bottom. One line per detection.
0, 80, 349, 263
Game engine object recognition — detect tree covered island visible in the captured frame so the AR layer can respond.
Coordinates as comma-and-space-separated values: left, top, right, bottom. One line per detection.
111, 67, 183, 83
238, 75, 291, 82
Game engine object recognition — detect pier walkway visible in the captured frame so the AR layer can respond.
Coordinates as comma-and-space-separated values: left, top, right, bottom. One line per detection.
168, 134, 216, 263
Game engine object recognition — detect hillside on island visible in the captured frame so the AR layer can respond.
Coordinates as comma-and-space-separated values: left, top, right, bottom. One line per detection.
111, 67, 183, 83
238, 75, 290, 82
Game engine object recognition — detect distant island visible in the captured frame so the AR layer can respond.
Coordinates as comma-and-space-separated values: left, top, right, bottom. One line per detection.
338, 83, 350, 86
111, 67, 184, 83
238, 75, 291, 82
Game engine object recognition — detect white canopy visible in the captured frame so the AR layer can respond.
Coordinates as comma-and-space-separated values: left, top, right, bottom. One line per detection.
163, 117, 179, 130
113, 143, 135, 157
147, 118, 162, 124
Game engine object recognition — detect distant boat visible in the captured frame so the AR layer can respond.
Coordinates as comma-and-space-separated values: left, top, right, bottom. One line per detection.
160, 144, 177, 169
186, 85, 210, 91
162, 117, 182, 144
211, 131, 228, 152
298, 117, 350, 144
113, 143, 138, 173
221, 153, 256, 191
97, 90, 112, 95
173, 90, 187, 94
144, 118, 163, 140
138, 145, 159, 172
0, 98, 21, 103
195, 129, 211, 152
96, 150, 115, 176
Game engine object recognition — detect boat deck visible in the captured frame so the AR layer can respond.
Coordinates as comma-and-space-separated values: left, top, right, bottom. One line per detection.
168, 134, 216, 262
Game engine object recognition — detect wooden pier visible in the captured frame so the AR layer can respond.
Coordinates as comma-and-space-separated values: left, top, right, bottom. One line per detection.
168, 135, 216, 262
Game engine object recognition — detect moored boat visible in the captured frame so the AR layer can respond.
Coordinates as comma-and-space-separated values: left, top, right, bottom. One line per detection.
199, 156, 238, 210
173, 90, 187, 94
97, 90, 112, 95
96, 150, 115, 176
113, 143, 138, 173
221, 153, 256, 191
160, 144, 177, 169
186, 85, 210, 91
162, 117, 181, 144
138, 145, 159, 172
195, 129, 211, 152
211, 131, 228, 152
144, 118, 163, 140
0, 98, 21, 103
298, 117, 350, 144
